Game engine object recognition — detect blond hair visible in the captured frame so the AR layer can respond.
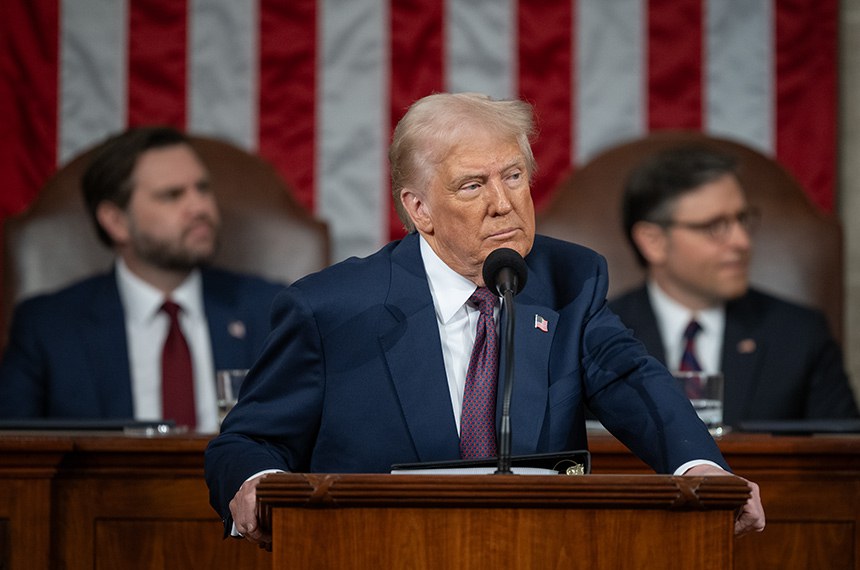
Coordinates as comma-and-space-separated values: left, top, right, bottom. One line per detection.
389, 92, 538, 232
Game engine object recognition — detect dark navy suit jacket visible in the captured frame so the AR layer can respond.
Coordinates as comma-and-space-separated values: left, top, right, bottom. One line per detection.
0, 267, 283, 418
205, 234, 727, 521
609, 285, 859, 426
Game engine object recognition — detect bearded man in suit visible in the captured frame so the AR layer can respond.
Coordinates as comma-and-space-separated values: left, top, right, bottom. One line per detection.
0, 127, 283, 432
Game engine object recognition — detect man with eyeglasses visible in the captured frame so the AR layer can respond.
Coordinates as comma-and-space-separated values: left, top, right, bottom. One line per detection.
610, 146, 858, 426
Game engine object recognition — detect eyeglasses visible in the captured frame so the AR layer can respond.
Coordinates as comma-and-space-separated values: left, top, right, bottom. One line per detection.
654, 207, 761, 242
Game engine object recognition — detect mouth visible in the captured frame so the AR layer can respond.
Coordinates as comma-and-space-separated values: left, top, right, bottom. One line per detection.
487, 228, 521, 241
185, 220, 217, 241
720, 259, 749, 273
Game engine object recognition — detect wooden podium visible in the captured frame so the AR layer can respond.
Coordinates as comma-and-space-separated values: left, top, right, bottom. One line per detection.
256, 473, 749, 570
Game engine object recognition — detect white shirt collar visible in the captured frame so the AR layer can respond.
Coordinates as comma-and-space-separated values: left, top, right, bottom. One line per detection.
419, 236, 479, 324
115, 258, 205, 322
646, 280, 724, 372
646, 280, 723, 336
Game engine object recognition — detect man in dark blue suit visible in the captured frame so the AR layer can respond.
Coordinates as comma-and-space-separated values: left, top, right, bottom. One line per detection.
0, 127, 282, 432
205, 93, 765, 544
609, 147, 858, 426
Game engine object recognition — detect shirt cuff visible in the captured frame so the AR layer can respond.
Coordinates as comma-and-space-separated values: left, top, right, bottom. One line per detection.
673, 459, 723, 476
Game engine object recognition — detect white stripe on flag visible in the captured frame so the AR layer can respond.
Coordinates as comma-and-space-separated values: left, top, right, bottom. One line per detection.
59, 0, 127, 164
705, 0, 773, 154
319, 0, 389, 261
446, 0, 516, 99
575, 0, 646, 164
189, 0, 258, 151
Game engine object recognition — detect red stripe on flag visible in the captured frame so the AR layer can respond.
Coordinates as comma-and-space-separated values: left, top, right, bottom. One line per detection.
518, 0, 573, 208
389, 1, 445, 241
775, 0, 837, 212
127, 0, 188, 128
647, 0, 702, 130
0, 1, 59, 217
258, 0, 317, 213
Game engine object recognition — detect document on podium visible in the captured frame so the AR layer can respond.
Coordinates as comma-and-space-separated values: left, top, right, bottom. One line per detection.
390, 450, 590, 476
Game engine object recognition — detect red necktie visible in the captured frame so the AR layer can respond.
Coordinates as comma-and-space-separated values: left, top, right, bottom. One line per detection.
161, 300, 196, 428
459, 287, 499, 459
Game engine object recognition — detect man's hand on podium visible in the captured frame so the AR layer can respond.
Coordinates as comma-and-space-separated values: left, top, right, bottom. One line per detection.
684, 464, 766, 537
230, 473, 272, 550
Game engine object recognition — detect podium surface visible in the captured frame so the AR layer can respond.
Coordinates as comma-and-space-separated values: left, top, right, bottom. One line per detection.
257, 472, 748, 570
0, 431, 857, 569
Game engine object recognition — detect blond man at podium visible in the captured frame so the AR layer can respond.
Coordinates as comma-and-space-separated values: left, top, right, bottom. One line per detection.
205, 93, 765, 546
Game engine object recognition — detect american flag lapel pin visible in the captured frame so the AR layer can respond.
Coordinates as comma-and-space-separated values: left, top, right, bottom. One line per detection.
534, 314, 548, 332
228, 320, 247, 339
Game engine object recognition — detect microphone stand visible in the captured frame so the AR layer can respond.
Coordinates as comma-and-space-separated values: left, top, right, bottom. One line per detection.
495, 288, 516, 474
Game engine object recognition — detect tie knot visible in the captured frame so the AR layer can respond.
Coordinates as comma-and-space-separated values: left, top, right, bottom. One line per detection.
161, 300, 182, 320
469, 287, 497, 316
683, 319, 702, 340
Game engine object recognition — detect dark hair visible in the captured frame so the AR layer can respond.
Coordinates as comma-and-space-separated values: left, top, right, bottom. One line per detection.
622, 146, 739, 266
81, 126, 193, 246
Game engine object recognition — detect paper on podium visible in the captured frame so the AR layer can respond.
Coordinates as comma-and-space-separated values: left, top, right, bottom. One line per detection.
390, 450, 590, 476
391, 466, 558, 475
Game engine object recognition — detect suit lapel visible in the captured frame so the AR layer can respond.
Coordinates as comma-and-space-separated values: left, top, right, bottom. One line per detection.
722, 295, 766, 424
82, 274, 134, 417
629, 288, 668, 365
380, 235, 461, 461
611, 287, 667, 365
501, 292, 558, 454
201, 270, 247, 371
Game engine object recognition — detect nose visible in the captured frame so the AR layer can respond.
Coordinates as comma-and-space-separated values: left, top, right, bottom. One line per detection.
486, 178, 513, 215
727, 218, 752, 250
186, 186, 218, 217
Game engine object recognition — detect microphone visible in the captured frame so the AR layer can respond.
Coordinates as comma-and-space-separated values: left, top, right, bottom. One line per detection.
482, 247, 528, 297
481, 248, 527, 475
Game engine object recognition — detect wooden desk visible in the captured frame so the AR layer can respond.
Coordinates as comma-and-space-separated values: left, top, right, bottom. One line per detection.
0, 431, 857, 569
588, 431, 860, 570
0, 433, 269, 570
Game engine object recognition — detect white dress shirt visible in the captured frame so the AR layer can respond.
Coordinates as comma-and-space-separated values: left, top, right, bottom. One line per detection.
647, 281, 725, 374
115, 260, 219, 432
419, 236, 500, 434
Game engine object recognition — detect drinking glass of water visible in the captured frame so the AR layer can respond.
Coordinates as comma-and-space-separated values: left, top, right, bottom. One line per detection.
672, 371, 727, 436
215, 369, 248, 423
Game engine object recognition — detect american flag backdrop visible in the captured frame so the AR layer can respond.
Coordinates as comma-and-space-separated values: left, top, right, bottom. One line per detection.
1, 0, 837, 264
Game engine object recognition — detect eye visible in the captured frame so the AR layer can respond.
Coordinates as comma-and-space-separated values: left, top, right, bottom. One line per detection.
705, 217, 731, 239
505, 170, 525, 188
460, 182, 481, 192
162, 188, 184, 201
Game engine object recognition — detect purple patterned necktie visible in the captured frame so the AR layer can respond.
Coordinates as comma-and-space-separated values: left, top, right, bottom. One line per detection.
679, 319, 704, 399
459, 287, 499, 459
679, 319, 703, 372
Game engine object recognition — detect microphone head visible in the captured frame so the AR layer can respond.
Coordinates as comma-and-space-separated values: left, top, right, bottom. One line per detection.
482, 248, 528, 296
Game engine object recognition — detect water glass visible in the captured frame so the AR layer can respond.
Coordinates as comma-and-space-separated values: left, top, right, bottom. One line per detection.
673, 371, 727, 436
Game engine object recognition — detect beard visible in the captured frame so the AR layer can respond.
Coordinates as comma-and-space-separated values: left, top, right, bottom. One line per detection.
129, 220, 219, 272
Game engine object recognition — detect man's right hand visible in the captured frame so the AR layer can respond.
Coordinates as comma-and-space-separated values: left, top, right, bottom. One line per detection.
229, 474, 272, 549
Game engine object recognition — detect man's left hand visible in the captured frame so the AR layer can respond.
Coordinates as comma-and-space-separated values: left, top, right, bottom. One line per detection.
684, 464, 766, 537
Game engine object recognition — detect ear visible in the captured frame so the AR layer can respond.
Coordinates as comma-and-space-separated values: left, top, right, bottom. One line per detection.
96, 201, 131, 246
400, 188, 434, 234
631, 221, 669, 266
